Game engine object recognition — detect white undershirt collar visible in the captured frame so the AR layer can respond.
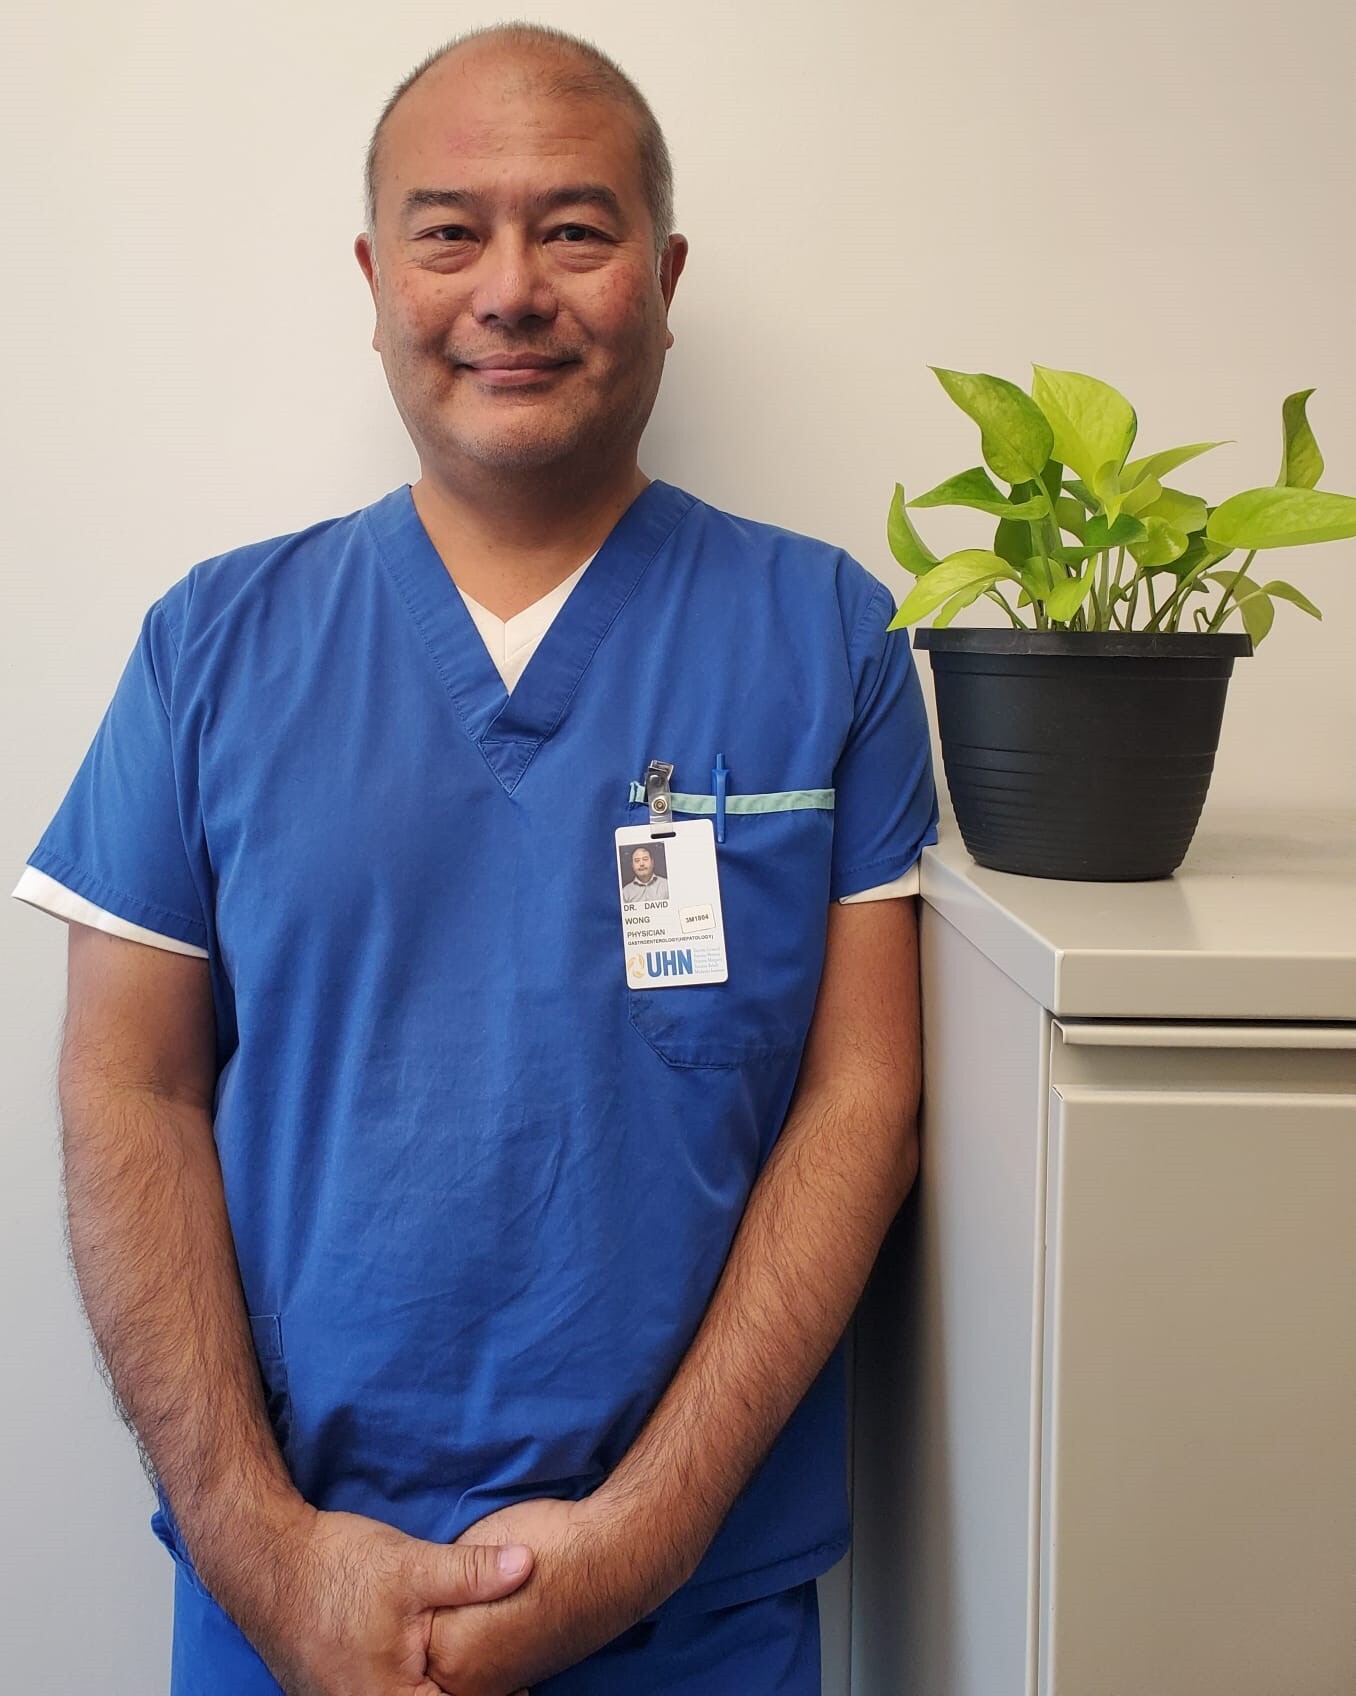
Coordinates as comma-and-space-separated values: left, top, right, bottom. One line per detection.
456, 556, 594, 693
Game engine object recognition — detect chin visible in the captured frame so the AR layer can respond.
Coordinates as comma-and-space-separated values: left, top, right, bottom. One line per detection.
457, 420, 614, 473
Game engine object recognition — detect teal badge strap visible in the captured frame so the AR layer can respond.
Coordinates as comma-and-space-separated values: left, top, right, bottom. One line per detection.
627, 782, 835, 814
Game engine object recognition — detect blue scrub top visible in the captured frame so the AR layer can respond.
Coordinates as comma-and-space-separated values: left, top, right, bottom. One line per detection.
27, 480, 938, 1613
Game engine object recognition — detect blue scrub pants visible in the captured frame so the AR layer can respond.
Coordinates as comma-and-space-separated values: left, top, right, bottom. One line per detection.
169, 1564, 822, 1695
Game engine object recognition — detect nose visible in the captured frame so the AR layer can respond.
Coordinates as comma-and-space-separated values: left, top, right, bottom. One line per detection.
471, 233, 558, 329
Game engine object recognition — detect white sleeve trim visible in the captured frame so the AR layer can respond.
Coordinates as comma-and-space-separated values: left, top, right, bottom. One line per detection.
837, 862, 921, 904
12, 866, 209, 958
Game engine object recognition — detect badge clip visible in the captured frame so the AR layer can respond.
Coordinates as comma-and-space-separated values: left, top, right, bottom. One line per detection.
644, 760, 676, 836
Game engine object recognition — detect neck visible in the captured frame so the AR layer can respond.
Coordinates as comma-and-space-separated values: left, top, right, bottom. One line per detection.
411, 460, 650, 620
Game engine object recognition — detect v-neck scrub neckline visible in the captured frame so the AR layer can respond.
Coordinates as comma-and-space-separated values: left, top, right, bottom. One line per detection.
457, 559, 594, 694
366, 481, 697, 794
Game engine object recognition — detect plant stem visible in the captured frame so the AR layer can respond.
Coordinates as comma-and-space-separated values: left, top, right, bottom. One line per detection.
1205, 549, 1258, 633
1147, 549, 1225, 632
1086, 558, 1100, 631
983, 588, 1026, 629
1110, 546, 1128, 628
1124, 555, 1140, 629
1025, 515, 1052, 631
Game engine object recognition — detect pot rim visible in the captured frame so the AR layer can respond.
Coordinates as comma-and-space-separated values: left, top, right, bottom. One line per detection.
913, 627, 1253, 659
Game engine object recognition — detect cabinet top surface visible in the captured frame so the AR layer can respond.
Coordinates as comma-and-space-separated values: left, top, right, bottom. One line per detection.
920, 807, 1356, 1021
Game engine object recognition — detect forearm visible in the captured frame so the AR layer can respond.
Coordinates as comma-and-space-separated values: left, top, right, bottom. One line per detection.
597, 1067, 919, 1590
59, 1070, 306, 1609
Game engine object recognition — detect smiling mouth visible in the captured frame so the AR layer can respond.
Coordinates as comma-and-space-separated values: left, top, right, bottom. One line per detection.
460, 352, 576, 370
461, 354, 576, 390
463, 364, 573, 388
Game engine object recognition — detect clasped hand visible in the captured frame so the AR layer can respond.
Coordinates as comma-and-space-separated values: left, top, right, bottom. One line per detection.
427, 1493, 674, 1696
227, 1490, 676, 1696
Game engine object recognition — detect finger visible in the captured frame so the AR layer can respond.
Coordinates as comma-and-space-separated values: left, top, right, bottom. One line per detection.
416, 1539, 533, 1607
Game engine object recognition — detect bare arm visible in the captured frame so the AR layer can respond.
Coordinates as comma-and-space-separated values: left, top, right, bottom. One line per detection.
60, 923, 298, 1585
601, 894, 922, 1556
60, 924, 532, 1696
430, 896, 922, 1691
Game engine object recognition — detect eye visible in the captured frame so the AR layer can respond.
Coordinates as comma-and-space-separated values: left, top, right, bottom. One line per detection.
552, 224, 606, 244
426, 225, 473, 243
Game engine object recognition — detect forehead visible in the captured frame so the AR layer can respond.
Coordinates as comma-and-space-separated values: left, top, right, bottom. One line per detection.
379, 49, 644, 209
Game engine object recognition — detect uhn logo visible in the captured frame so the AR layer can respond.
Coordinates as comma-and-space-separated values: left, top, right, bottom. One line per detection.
646, 949, 693, 978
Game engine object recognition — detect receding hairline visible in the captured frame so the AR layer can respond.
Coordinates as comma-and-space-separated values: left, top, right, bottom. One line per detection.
363, 23, 675, 260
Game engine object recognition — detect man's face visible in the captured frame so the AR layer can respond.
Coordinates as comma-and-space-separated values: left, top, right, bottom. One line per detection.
356, 47, 687, 486
631, 847, 653, 881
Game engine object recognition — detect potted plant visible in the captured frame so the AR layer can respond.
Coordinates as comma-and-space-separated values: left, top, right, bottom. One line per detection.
889, 366, 1356, 879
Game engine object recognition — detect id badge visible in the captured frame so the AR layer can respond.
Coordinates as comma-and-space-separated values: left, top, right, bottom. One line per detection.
616, 819, 728, 987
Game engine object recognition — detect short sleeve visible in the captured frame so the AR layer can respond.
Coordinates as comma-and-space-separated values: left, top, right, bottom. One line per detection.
829, 577, 939, 901
18, 597, 211, 953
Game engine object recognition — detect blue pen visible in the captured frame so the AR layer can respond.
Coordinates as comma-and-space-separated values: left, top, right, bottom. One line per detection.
712, 752, 728, 844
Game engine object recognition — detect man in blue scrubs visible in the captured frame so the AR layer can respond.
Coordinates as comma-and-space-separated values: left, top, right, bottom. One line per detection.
16, 22, 936, 1695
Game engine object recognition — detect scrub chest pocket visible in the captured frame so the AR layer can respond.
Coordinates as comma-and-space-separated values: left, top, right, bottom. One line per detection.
623, 787, 835, 1070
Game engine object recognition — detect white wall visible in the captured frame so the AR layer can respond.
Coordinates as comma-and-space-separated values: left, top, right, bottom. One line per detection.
3, 0, 1353, 1686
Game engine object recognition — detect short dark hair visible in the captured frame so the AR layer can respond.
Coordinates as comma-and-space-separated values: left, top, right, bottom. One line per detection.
364, 22, 675, 263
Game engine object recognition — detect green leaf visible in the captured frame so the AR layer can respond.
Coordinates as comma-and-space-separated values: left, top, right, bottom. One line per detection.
1277, 389, 1324, 490
1066, 479, 1099, 512
1085, 513, 1148, 550
1120, 474, 1164, 518
1054, 512, 1147, 565
930, 367, 1056, 487
887, 483, 940, 576
1260, 579, 1323, 619
888, 550, 1016, 628
910, 466, 1049, 520
932, 582, 992, 628
1205, 571, 1274, 644
1128, 516, 1190, 569
1207, 486, 1356, 549
1121, 441, 1229, 488
1055, 496, 1088, 540
1090, 459, 1125, 522
993, 513, 1031, 571
1045, 570, 1095, 623
1236, 586, 1274, 645
1038, 458, 1065, 509
1138, 486, 1208, 533
1160, 532, 1232, 585
1018, 555, 1059, 602
1053, 543, 1107, 567
1031, 365, 1138, 491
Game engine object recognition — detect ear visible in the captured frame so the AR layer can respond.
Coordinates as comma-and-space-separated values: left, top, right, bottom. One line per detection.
354, 232, 382, 352
659, 234, 688, 348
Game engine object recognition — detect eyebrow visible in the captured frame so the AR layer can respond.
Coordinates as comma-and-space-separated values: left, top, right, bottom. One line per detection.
400, 184, 625, 222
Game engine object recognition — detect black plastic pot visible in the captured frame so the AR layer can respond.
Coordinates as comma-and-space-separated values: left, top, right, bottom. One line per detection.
914, 629, 1253, 881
